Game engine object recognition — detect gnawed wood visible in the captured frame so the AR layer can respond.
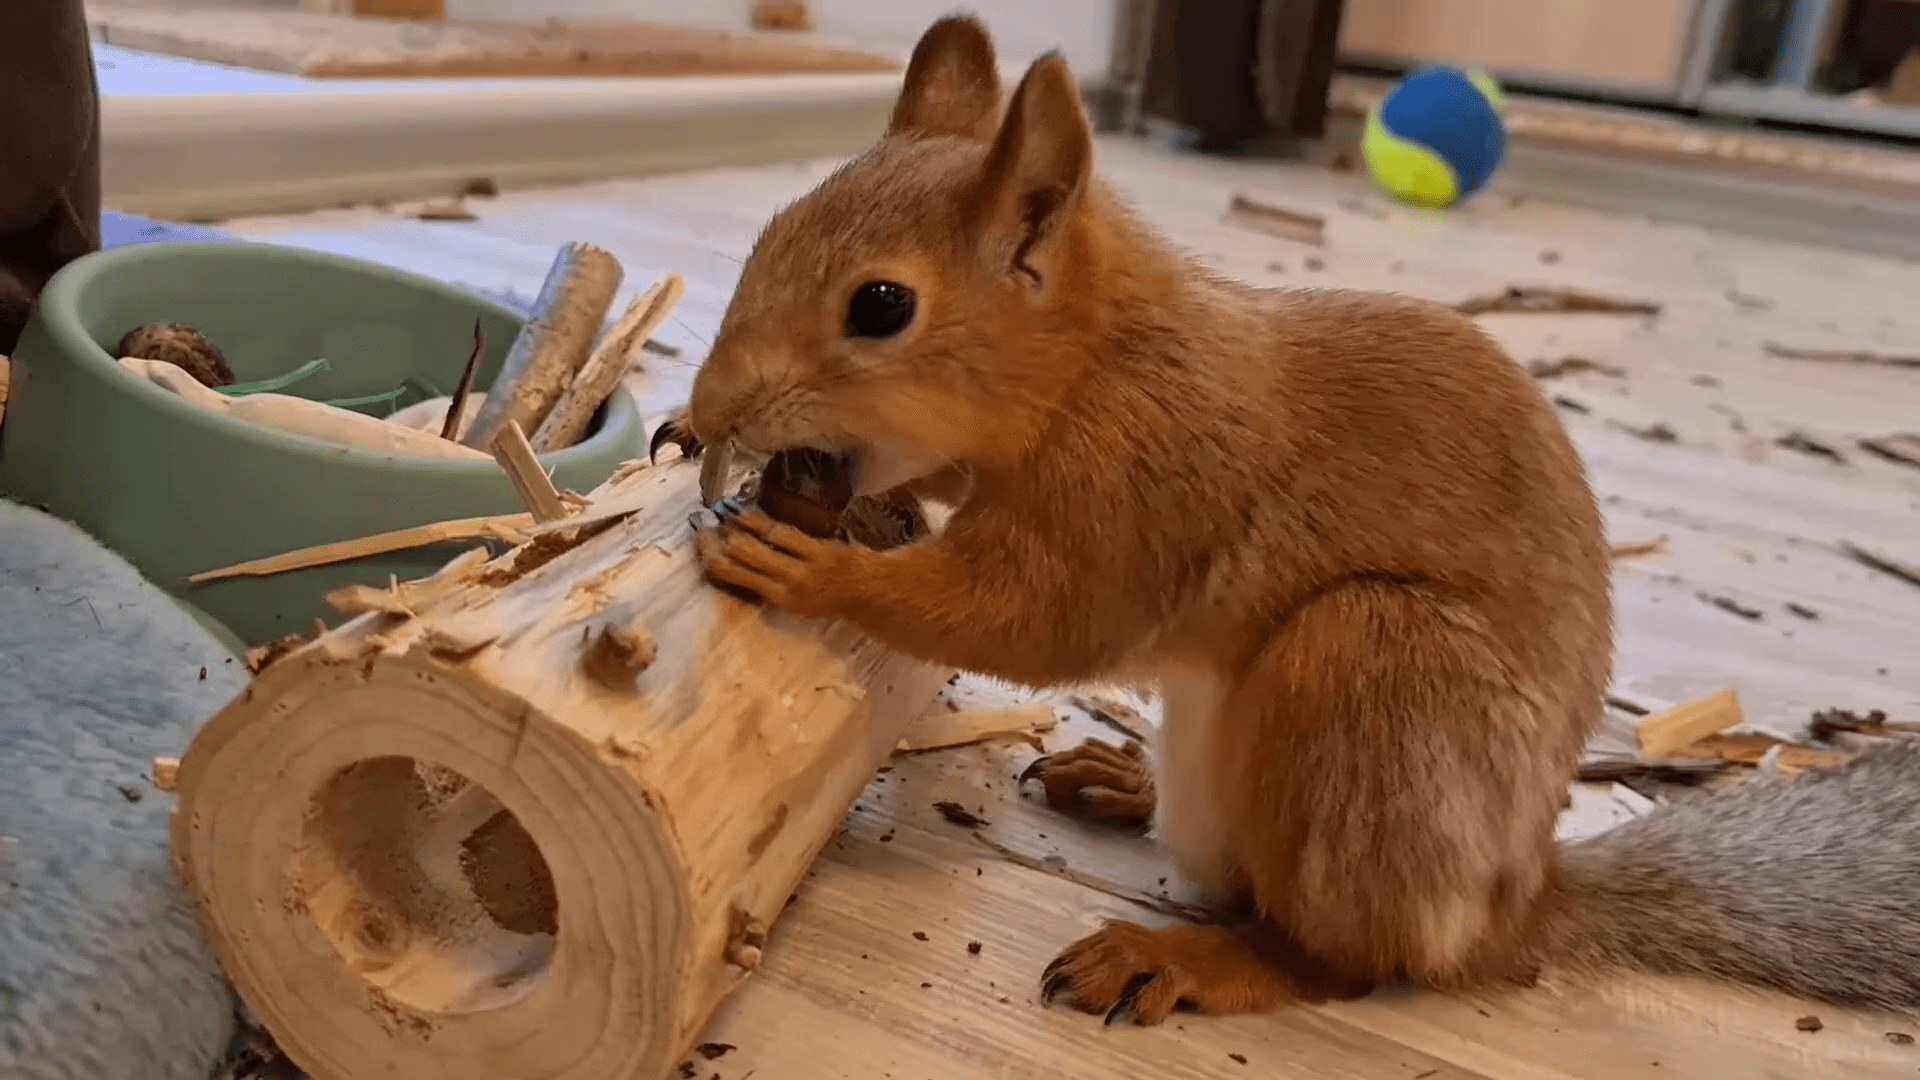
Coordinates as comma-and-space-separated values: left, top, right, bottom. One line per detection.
1222, 192, 1326, 247
169, 450, 952, 1080
1455, 286, 1662, 317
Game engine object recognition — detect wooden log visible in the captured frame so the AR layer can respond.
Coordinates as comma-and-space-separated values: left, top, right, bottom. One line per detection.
167, 452, 951, 1080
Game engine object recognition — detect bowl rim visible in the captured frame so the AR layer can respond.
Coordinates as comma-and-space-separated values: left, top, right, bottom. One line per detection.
31, 239, 641, 473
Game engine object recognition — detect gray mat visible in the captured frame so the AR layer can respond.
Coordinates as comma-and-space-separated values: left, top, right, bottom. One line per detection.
0, 498, 244, 1080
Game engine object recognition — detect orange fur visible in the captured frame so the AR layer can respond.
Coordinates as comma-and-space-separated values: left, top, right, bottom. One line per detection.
687, 13, 1608, 1022
683, 15, 1920, 1029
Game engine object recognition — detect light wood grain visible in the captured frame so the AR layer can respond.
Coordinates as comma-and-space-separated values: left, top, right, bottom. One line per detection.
169, 453, 952, 1080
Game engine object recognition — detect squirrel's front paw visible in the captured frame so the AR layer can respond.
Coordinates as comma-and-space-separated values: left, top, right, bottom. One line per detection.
694, 504, 851, 620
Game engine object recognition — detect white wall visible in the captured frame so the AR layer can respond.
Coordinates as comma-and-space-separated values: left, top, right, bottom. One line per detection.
443, 0, 1120, 80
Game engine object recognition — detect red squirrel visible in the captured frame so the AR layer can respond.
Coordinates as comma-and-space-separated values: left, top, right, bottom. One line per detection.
679, 14, 1920, 1027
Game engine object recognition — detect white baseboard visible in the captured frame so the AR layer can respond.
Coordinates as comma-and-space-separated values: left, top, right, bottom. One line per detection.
101, 72, 904, 220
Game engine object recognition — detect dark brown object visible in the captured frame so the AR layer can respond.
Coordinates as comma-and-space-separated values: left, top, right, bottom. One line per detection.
440, 320, 486, 440
1796, 1014, 1824, 1032
0, 0, 99, 355
1137, 0, 1347, 146
413, 197, 478, 222
117, 322, 234, 387
692, 1043, 734, 1061
1808, 708, 1920, 741
967, 941, 983, 955
1764, 342, 1920, 370
1840, 542, 1920, 589
1886, 1031, 1914, 1045
1527, 357, 1626, 379
753, 448, 931, 551
1775, 431, 1846, 463
1455, 287, 1662, 317
1859, 434, 1920, 469
750, 0, 810, 31
933, 801, 990, 828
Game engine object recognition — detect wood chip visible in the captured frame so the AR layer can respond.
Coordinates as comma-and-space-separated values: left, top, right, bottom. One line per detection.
894, 703, 1057, 754
489, 419, 568, 523
1454, 286, 1661, 317
932, 801, 989, 828
1840, 542, 1920, 589
1637, 687, 1742, 757
1068, 694, 1152, 742
186, 513, 533, 583
152, 756, 181, 793
1527, 356, 1626, 379
1609, 536, 1667, 560
1859, 433, 1920, 469
1764, 342, 1920, 370
1222, 193, 1326, 247
1774, 430, 1846, 463
1796, 1015, 1824, 1033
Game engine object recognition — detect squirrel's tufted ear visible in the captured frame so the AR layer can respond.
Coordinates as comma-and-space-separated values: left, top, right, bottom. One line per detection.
971, 52, 1092, 289
887, 15, 1003, 142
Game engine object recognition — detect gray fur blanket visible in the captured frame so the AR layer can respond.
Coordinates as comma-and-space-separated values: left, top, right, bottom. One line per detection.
0, 497, 241, 1080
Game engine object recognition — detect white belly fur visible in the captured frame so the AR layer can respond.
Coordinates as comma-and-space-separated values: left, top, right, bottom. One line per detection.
1152, 665, 1237, 897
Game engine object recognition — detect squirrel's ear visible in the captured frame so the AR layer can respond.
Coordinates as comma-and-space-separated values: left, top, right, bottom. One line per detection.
973, 53, 1092, 288
887, 15, 1002, 142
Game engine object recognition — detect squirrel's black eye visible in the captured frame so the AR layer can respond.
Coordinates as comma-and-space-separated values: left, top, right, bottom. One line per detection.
844, 280, 916, 339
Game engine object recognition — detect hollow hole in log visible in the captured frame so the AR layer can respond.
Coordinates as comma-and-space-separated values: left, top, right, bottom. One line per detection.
296, 756, 559, 1014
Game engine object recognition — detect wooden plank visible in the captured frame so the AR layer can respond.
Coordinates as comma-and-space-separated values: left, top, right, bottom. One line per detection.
88, 9, 902, 79
1337, 0, 1696, 88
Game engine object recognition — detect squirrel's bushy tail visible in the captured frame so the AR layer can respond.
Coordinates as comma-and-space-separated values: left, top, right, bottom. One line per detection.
1547, 741, 1920, 1011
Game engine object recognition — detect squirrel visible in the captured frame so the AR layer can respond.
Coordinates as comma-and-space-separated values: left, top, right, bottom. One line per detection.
675, 13, 1920, 1027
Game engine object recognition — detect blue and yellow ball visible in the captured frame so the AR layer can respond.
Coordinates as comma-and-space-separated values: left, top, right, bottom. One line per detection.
1362, 65, 1507, 209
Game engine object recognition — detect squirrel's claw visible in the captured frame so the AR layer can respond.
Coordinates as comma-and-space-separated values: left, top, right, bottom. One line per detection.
649, 413, 703, 463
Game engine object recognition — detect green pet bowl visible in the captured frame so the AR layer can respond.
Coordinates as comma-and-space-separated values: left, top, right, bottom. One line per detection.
0, 240, 647, 649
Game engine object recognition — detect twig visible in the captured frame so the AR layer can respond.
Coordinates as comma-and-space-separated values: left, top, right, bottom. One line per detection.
489, 420, 568, 523
186, 514, 533, 583
1605, 694, 1651, 716
440, 319, 486, 441
1763, 342, 1920, 370
1840, 541, 1920, 589
1222, 193, 1326, 247
1528, 356, 1626, 379
1455, 286, 1662, 317
531, 271, 685, 452
462, 241, 623, 449
970, 832, 1214, 924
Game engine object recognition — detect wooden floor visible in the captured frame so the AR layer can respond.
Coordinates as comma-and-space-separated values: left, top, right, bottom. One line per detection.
224, 135, 1920, 1079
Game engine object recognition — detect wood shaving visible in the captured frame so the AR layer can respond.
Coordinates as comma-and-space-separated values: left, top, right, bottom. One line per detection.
1068, 694, 1152, 742
1609, 537, 1668, 560
1859, 434, 1920, 469
1527, 356, 1626, 379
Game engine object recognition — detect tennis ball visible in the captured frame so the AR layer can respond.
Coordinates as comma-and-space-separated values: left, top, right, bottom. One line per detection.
1362, 65, 1507, 209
